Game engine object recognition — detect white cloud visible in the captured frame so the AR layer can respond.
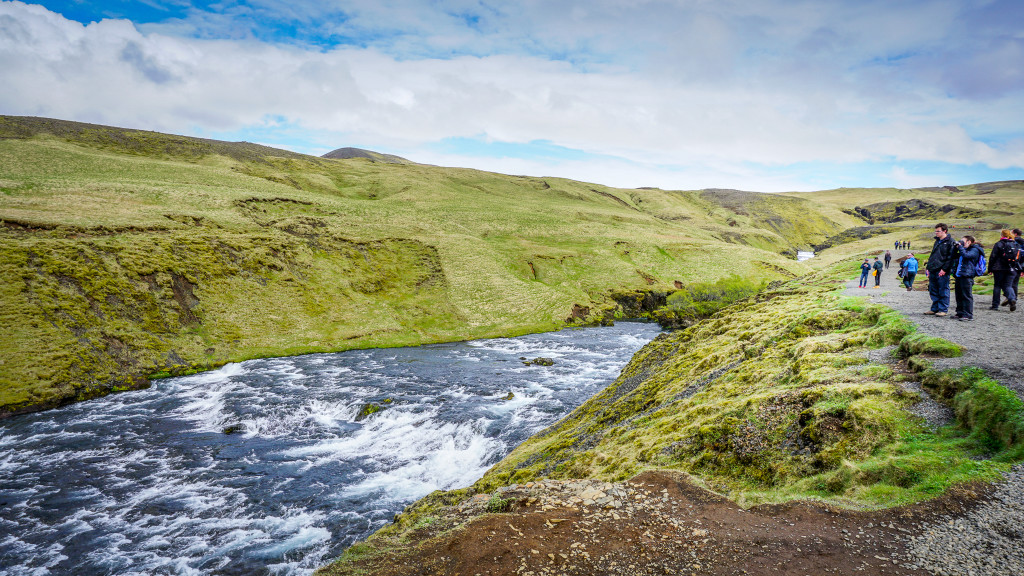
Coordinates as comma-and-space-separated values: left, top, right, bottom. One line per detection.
0, 0, 1022, 191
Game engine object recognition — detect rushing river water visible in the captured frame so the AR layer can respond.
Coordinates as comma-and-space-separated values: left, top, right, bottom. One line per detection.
0, 323, 661, 576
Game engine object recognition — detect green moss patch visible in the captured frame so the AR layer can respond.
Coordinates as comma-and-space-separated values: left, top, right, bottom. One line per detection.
468, 260, 1021, 508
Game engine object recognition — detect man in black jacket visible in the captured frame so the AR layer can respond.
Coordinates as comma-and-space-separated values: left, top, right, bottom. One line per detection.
924, 223, 956, 316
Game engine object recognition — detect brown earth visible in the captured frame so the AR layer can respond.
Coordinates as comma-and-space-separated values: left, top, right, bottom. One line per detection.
321, 470, 989, 576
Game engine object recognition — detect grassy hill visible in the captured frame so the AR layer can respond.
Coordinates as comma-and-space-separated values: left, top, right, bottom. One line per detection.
785, 180, 1024, 264
0, 116, 843, 416
2, 116, 1021, 419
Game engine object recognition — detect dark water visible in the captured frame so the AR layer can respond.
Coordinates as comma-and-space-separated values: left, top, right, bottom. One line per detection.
0, 323, 661, 575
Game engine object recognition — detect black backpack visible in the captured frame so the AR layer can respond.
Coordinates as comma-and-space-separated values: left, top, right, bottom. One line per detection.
1005, 242, 1024, 271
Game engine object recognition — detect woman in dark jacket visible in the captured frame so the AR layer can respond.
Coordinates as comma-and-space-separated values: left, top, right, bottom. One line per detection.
989, 230, 1018, 312
952, 235, 983, 320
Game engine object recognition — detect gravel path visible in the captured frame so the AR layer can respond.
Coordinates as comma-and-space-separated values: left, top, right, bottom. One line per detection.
905, 465, 1024, 576
844, 250, 1024, 401
846, 250, 1024, 576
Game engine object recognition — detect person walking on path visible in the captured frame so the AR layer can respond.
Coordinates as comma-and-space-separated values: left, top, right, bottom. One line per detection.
1009, 228, 1023, 307
989, 229, 1019, 312
894, 240, 899, 251
925, 223, 956, 316
872, 257, 884, 288
952, 235, 984, 321
884, 250, 892, 269
859, 259, 871, 288
902, 253, 919, 291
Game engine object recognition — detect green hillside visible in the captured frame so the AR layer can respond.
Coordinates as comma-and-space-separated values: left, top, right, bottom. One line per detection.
785, 180, 1024, 264
0, 116, 840, 416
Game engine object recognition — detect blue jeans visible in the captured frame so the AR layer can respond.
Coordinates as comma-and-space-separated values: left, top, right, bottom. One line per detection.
928, 272, 950, 312
859, 271, 869, 287
903, 272, 916, 290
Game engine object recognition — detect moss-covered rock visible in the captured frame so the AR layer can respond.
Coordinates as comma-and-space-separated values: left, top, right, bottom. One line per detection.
355, 403, 385, 421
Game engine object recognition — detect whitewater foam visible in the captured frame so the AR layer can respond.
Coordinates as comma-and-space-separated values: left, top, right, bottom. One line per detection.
0, 323, 660, 576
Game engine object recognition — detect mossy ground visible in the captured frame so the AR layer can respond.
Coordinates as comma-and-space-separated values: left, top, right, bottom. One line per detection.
317, 257, 1024, 575
470, 260, 1018, 509
2, 117, 844, 415
3, 118, 1020, 416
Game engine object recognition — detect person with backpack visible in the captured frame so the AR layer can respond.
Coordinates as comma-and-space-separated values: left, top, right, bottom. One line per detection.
859, 259, 871, 288
884, 250, 892, 269
901, 253, 919, 291
872, 256, 884, 287
989, 229, 1020, 312
951, 235, 984, 321
1007, 228, 1023, 307
925, 223, 956, 316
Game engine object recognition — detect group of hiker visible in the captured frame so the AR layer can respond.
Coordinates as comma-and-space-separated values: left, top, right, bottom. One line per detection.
894, 240, 911, 250
859, 224, 1024, 321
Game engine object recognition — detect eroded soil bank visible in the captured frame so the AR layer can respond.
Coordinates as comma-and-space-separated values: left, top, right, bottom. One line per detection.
319, 470, 995, 576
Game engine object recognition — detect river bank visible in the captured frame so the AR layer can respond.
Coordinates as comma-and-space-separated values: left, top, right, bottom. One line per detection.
317, 258, 1024, 576
0, 324, 661, 576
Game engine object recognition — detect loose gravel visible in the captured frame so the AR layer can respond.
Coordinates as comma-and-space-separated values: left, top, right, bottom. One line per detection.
862, 344, 954, 429
847, 250, 1024, 575
845, 251, 1024, 402
905, 465, 1024, 576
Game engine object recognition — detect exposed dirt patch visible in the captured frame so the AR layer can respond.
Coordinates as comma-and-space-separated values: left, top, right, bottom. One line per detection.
170, 273, 201, 326
324, 470, 993, 576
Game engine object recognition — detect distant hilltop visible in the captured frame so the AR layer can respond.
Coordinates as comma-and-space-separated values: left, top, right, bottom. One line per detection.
321, 147, 412, 164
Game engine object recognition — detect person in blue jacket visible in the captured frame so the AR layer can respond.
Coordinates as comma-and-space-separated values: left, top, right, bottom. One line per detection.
901, 253, 919, 291
952, 235, 983, 321
859, 259, 871, 288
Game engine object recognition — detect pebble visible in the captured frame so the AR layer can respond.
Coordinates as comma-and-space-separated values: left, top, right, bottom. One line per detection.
906, 464, 1024, 576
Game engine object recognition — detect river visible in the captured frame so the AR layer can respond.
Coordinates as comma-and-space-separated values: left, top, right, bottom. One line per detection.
0, 323, 661, 576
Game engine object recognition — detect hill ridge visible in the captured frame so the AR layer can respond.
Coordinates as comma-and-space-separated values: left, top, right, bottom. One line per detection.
321, 146, 411, 164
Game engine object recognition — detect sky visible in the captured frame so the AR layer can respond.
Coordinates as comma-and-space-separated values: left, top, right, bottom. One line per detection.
1, 0, 1023, 192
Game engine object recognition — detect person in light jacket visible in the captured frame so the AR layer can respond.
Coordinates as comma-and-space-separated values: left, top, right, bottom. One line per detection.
902, 254, 919, 292
952, 235, 983, 321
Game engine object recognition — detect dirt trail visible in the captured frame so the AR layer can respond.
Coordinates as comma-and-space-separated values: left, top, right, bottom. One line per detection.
335, 471, 995, 576
844, 249, 1024, 400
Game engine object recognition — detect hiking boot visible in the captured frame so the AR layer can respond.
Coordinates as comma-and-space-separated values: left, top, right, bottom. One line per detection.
906, 287, 912, 292
957, 316, 973, 322
935, 312, 947, 317
923, 311, 937, 315
1001, 299, 1010, 307
1011, 301, 1017, 312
